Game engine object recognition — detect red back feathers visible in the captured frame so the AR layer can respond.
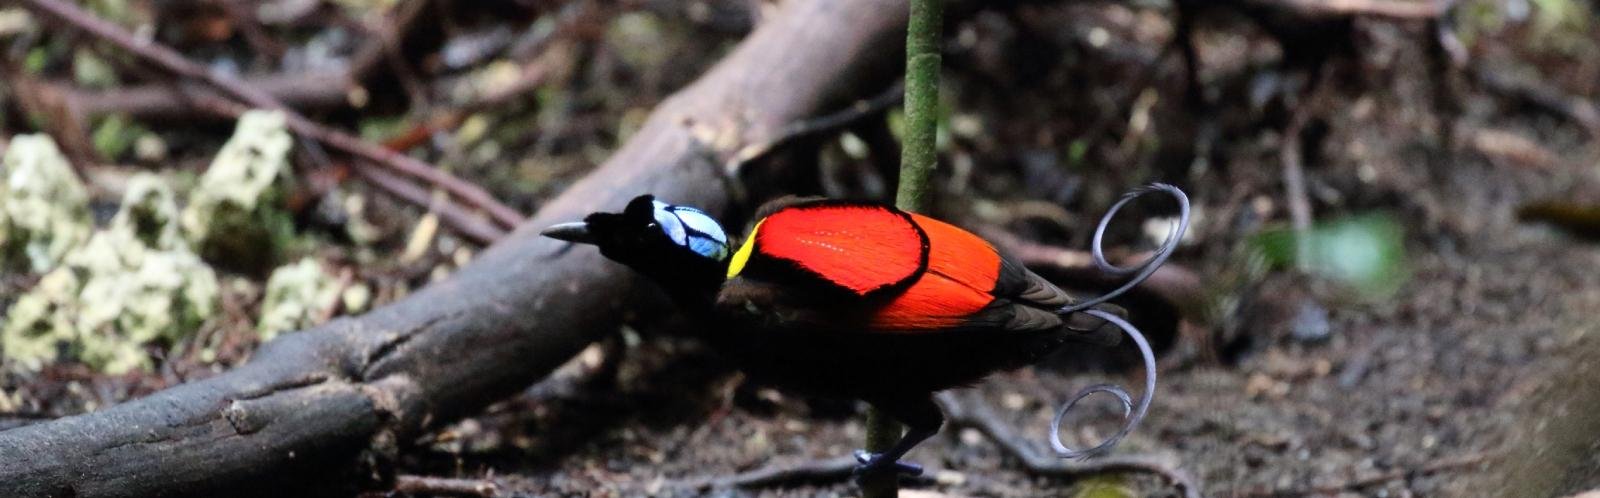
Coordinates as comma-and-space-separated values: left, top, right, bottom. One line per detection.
727, 201, 1004, 332
742, 204, 927, 295
869, 214, 1002, 330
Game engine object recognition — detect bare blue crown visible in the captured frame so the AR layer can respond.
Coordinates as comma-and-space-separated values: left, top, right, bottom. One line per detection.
651, 200, 729, 261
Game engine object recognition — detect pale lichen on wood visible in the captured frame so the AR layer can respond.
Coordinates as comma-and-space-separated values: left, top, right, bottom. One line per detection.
2, 172, 218, 374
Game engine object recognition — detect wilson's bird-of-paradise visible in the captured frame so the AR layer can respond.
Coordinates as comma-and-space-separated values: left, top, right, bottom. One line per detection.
541, 184, 1189, 478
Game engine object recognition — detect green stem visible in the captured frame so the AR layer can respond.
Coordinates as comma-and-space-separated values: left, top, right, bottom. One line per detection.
859, 407, 904, 497
894, 0, 942, 215
863, 1, 941, 497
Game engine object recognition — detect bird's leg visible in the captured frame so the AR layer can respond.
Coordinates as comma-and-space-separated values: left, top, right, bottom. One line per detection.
853, 396, 944, 479
852, 430, 934, 477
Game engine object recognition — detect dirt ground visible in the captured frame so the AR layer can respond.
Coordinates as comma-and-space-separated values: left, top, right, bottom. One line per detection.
5, 1, 1600, 497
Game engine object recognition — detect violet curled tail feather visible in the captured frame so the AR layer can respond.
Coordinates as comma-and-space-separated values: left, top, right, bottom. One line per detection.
1051, 183, 1190, 459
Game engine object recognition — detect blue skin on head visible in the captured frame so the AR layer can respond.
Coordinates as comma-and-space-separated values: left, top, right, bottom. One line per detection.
651, 200, 729, 261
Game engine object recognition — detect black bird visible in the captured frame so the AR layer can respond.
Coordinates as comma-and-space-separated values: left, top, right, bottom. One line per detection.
542, 185, 1188, 477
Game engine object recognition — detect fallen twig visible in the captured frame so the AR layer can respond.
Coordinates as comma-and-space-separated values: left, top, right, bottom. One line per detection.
49, 0, 471, 123
352, 164, 508, 245
674, 456, 861, 490
19, 0, 526, 230
1174, 0, 1456, 112
217, 0, 288, 61
1473, 65, 1600, 140
936, 392, 1203, 498
469, 2, 600, 110
1281, 87, 1316, 271
298, 125, 523, 227
6, 72, 98, 168
393, 475, 499, 497
1266, 0, 1446, 20
343, 0, 447, 95
724, 81, 906, 176
17, 0, 283, 110
374, 2, 595, 158
192, 93, 508, 245
64, 72, 356, 122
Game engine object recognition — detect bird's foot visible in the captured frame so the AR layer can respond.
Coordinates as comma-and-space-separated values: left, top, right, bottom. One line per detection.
851, 449, 924, 481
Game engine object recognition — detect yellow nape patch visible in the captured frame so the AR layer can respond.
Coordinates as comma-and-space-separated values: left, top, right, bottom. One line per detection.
726, 219, 764, 278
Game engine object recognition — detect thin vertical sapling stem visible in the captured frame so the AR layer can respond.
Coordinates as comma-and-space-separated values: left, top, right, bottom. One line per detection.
862, 0, 942, 497
894, 0, 941, 213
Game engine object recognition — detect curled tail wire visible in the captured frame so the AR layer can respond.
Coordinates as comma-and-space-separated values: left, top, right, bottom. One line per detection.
1051, 183, 1190, 459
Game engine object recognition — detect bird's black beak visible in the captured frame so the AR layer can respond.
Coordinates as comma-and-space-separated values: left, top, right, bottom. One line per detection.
541, 222, 597, 245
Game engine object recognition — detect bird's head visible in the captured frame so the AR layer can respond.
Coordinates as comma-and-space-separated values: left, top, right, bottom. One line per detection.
542, 195, 731, 298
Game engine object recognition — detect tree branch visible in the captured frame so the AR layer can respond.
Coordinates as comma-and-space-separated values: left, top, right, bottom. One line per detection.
393, 475, 499, 497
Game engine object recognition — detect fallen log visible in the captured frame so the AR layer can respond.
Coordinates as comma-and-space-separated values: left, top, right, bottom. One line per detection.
0, 1, 926, 496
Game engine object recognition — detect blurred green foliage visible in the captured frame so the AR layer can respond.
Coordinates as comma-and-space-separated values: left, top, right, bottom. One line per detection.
72, 49, 118, 89
91, 114, 151, 160
1251, 213, 1408, 296
1457, 0, 1596, 56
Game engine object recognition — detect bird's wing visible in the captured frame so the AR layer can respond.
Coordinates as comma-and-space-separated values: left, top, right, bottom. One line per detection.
721, 202, 1096, 336
727, 200, 928, 297
856, 215, 1110, 336
861, 213, 1008, 331
987, 251, 1124, 343
995, 254, 1078, 309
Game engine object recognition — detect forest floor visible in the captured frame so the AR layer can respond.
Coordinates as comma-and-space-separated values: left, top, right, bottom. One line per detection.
4, 1, 1600, 497
410, 53, 1600, 498
389, 6, 1600, 495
